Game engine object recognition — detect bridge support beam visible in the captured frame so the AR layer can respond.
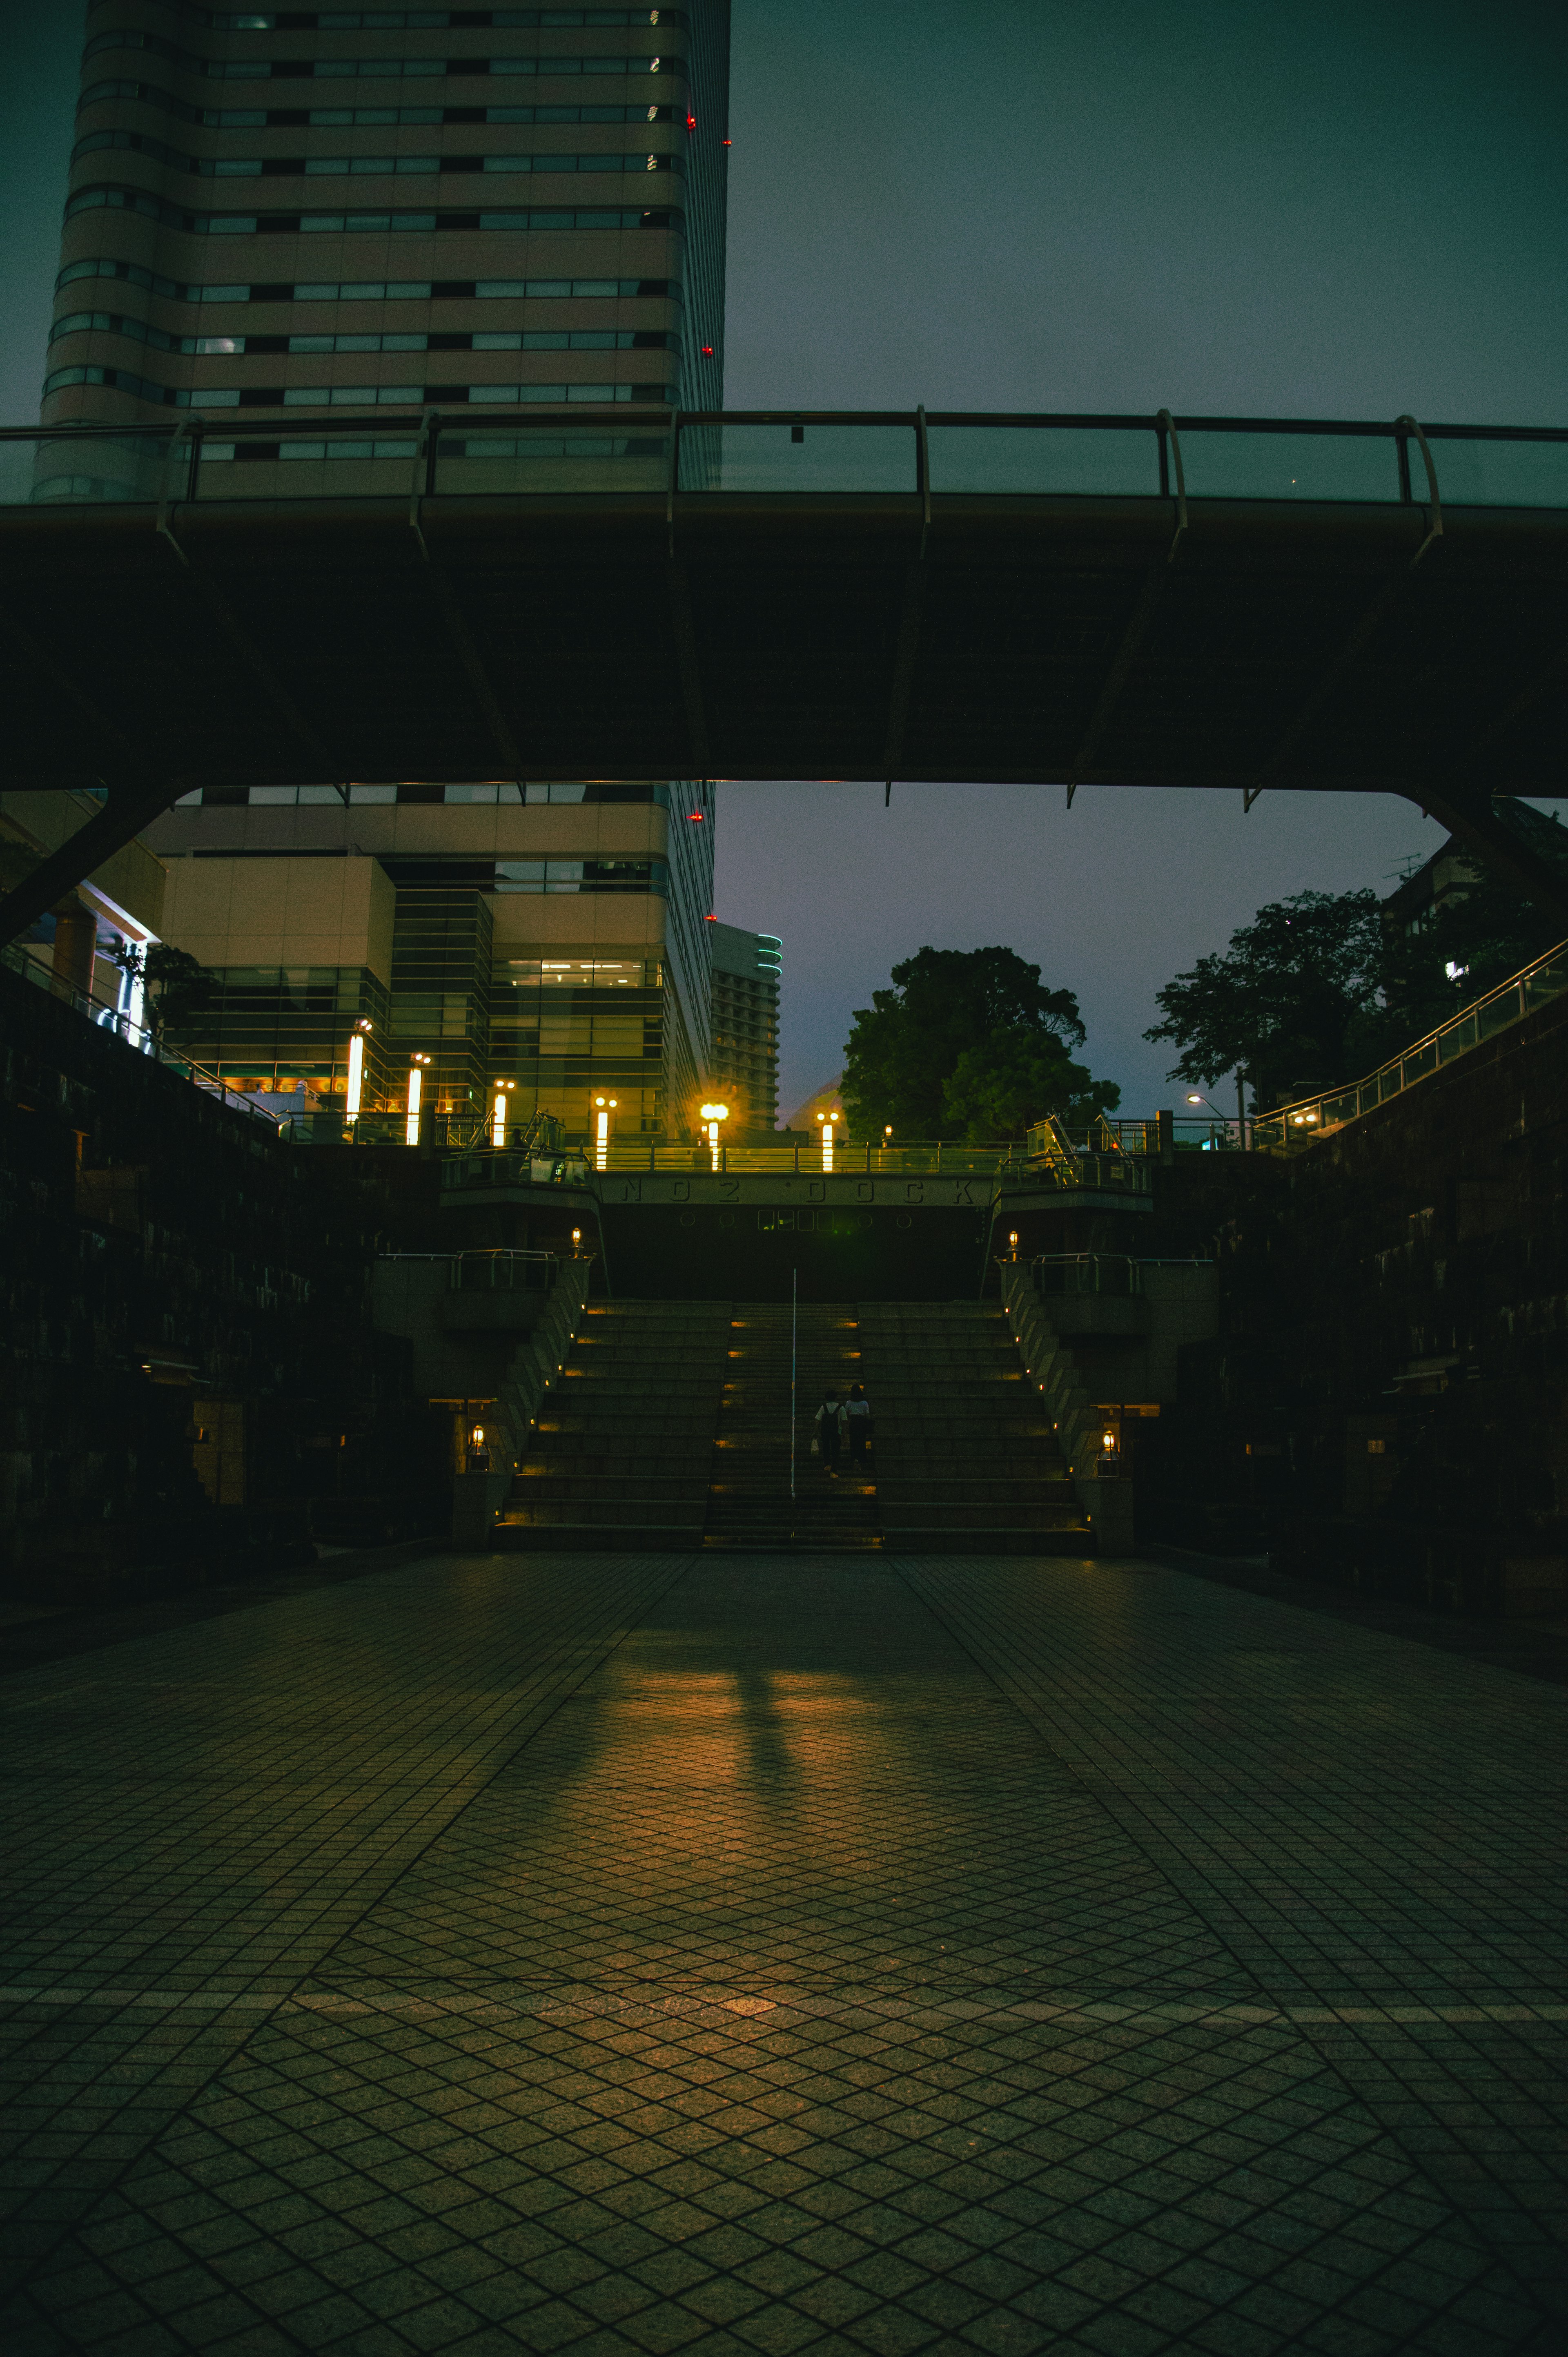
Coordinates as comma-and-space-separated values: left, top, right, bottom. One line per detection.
0, 777, 191, 946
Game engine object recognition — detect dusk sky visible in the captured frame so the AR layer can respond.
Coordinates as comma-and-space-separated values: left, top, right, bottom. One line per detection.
4, 2, 1565, 1118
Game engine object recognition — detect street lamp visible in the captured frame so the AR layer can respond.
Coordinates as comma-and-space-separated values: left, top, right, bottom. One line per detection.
593, 1093, 618, 1171
405, 1052, 431, 1146
345, 1016, 372, 1123
700, 1100, 728, 1171
817, 1110, 835, 1171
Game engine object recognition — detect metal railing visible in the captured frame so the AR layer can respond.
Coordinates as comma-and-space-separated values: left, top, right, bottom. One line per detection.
1254, 935, 1568, 1148
451, 1250, 560, 1293
4, 410, 1566, 510
1024, 1253, 1144, 1298
428, 1136, 1165, 1187
2, 939, 281, 1127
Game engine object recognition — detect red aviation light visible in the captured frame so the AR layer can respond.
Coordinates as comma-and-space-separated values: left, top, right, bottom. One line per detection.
686, 112, 696, 131
701, 344, 713, 355
688, 810, 704, 820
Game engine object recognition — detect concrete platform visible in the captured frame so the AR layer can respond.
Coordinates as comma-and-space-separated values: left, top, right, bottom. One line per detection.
2, 1549, 1565, 2353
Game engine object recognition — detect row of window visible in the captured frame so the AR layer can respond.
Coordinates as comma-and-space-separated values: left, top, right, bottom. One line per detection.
80, 80, 676, 125
178, 780, 674, 802
66, 185, 679, 234
45, 363, 669, 404
51, 312, 676, 353
88, 8, 683, 31
74, 130, 679, 176
58, 259, 679, 301
84, 31, 680, 77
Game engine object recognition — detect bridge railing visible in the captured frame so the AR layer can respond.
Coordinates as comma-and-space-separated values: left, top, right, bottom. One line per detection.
1254, 936, 1568, 1149
1, 937, 281, 1127
5, 411, 1567, 510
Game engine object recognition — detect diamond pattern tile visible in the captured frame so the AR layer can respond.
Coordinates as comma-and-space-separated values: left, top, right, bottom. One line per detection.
1, 1548, 1563, 2352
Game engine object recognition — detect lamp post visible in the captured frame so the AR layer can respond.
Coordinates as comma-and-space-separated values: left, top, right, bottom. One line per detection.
700, 1100, 729, 1171
405, 1052, 431, 1146
1185, 1088, 1241, 1150
594, 1093, 618, 1172
491, 1077, 516, 1149
345, 1016, 372, 1124
817, 1110, 835, 1171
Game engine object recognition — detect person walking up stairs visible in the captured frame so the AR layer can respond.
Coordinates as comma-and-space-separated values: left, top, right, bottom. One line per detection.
704, 1301, 880, 1550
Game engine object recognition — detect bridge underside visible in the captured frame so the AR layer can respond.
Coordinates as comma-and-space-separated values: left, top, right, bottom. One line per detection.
2, 490, 1566, 933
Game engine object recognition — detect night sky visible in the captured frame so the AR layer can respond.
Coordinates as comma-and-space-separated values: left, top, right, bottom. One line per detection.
5, 1, 1565, 1119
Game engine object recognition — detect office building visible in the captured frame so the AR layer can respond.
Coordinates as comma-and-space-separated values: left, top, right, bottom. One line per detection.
708, 921, 780, 1136
48, 2, 731, 1141
46, 3, 728, 433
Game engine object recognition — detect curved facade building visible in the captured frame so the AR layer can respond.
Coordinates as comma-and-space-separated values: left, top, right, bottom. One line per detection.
46, 0, 729, 431
38, 2, 732, 1146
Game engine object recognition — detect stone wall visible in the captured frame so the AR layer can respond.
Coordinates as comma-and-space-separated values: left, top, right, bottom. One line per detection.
0, 968, 450, 1602
1144, 988, 1568, 1612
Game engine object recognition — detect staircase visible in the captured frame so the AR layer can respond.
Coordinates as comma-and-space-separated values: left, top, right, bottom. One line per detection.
858, 1303, 1091, 1553
704, 1301, 880, 1550
494, 1299, 728, 1550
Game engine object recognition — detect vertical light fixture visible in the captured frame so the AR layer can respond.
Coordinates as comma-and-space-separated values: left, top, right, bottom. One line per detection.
405, 1053, 429, 1146
492, 1077, 514, 1148
700, 1101, 728, 1170
818, 1112, 835, 1171
594, 1093, 618, 1172
346, 1018, 371, 1122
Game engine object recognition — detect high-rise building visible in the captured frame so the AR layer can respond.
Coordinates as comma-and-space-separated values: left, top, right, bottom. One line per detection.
138, 779, 715, 1139
46, 2, 732, 1143
47, 3, 728, 430
708, 922, 780, 1136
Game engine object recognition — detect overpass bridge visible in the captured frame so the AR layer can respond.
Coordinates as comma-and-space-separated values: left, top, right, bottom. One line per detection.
2, 405, 1566, 937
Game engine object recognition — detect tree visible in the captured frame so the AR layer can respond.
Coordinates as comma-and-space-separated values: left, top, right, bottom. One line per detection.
109, 942, 217, 1044
1144, 891, 1385, 1110
1361, 870, 1561, 1068
942, 1028, 1121, 1141
841, 946, 1102, 1137
1146, 858, 1567, 1112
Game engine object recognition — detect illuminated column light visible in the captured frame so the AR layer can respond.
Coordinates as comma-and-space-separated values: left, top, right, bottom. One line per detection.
405, 1054, 429, 1146
817, 1112, 835, 1171
700, 1101, 728, 1171
492, 1078, 515, 1149
345, 1019, 371, 1121
595, 1093, 618, 1172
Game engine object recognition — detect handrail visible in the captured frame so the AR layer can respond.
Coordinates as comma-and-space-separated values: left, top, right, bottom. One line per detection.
8, 410, 1567, 512
1255, 934, 1568, 1148
1, 940, 281, 1126
9, 411, 1568, 441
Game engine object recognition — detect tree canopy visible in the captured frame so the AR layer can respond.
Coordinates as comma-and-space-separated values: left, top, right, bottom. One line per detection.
1146, 864, 1564, 1110
841, 946, 1118, 1139
942, 1028, 1120, 1142
110, 942, 217, 1042
1144, 891, 1385, 1108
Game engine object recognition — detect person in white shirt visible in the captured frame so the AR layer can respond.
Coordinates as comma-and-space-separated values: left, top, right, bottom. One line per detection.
842, 1384, 872, 1474
814, 1391, 843, 1475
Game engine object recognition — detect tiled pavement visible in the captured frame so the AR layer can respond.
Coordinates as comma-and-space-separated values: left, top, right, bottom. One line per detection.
1, 1552, 1565, 2355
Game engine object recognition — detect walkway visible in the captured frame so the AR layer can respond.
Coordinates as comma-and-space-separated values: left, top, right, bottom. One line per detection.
2, 1551, 1565, 2354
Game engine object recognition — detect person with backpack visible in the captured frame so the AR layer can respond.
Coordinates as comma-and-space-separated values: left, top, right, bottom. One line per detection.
842, 1383, 873, 1474
814, 1389, 842, 1476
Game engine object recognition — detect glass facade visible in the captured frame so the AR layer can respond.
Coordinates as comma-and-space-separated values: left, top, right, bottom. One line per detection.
47, 2, 729, 426
708, 922, 780, 1133
70, 3, 731, 1137
164, 963, 391, 1102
